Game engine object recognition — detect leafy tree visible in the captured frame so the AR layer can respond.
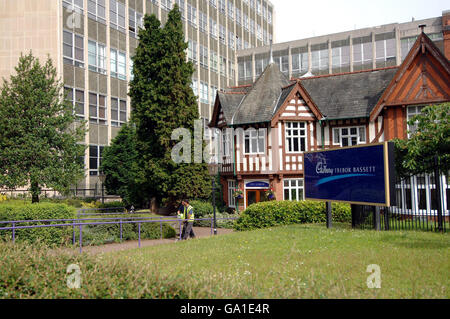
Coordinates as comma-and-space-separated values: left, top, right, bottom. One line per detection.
130, 6, 211, 207
393, 103, 449, 178
0, 52, 86, 203
100, 123, 143, 206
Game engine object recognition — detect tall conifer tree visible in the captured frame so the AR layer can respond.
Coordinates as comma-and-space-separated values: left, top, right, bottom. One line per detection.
130, 5, 211, 207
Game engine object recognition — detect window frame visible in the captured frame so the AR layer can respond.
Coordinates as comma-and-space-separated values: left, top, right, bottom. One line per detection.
283, 179, 305, 201
285, 122, 307, 154
244, 128, 266, 155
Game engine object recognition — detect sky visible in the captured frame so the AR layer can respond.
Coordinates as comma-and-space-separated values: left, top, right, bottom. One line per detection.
270, 0, 449, 43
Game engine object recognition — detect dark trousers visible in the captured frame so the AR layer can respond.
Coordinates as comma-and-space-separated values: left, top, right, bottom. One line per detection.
182, 222, 195, 240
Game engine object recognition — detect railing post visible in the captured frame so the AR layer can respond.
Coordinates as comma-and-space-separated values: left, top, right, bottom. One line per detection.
179, 220, 182, 241
211, 217, 213, 236
12, 222, 15, 243
72, 219, 76, 246
79, 224, 82, 254
160, 217, 163, 239
120, 218, 123, 241
138, 222, 141, 248
434, 157, 444, 232
374, 206, 381, 231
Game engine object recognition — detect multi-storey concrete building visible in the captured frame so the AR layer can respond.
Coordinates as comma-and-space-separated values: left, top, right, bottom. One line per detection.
0, 0, 274, 193
236, 14, 446, 85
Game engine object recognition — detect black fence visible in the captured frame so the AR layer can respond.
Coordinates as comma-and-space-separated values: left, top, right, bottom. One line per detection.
353, 171, 449, 233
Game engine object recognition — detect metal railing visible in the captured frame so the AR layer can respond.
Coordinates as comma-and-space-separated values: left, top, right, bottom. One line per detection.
0, 209, 238, 253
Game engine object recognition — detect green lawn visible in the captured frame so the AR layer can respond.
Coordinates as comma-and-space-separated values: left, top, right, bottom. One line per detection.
110, 223, 449, 299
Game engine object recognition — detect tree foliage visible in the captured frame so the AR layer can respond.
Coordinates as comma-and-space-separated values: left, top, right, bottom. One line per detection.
393, 103, 449, 178
0, 52, 86, 202
129, 6, 211, 207
100, 123, 143, 206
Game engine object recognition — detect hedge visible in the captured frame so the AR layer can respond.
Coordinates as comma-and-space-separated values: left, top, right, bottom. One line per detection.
189, 200, 225, 218
234, 201, 351, 231
0, 203, 77, 246
193, 212, 237, 229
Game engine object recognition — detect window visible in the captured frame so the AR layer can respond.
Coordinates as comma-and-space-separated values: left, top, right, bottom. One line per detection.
63, 0, 84, 12
228, 60, 235, 80
63, 30, 84, 68
65, 87, 85, 119
332, 126, 366, 147
274, 54, 289, 73
407, 105, 425, 137
221, 128, 232, 157
256, 0, 262, 15
331, 42, 350, 73
376, 33, 396, 67
220, 56, 226, 76
401, 36, 417, 61
209, 0, 217, 7
268, 9, 272, 24
175, 0, 185, 18
285, 122, 307, 153
256, 24, 262, 41
89, 92, 107, 125
238, 60, 252, 80
210, 51, 218, 72
188, 40, 197, 62
129, 59, 134, 81
235, 7, 241, 25
187, 4, 197, 27
89, 145, 105, 176
111, 97, 127, 127
199, 11, 207, 33
199, 81, 209, 104
110, 48, 126, 80
218, 0, 226, 13
209, 18, 217, 39
219, 24, 226, 44
211, 86, 218, 102
229, 31, 235, 49
191, 78, 199, 97
283, 179, 304, 201
228, 180, 238, 208
255, 57, 268, 76
88, 0, 106, 24
199, 45, 208, 68
228, 1, 234, 20
244, 129, 265, 154
353, 36, 373, 69
88, 40, 106, 74
129, 7, 143, 38
161, 0, 173, 11
110, 0, 126, 33
311, 44, 329, 72
292, 50, 308, 74
243, 14, 249, 31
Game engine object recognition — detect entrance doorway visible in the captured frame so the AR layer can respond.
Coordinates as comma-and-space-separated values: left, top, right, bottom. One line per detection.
246, 190, 268, 207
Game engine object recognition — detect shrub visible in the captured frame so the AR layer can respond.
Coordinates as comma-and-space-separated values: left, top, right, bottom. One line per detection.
97, 201, 125, 210
0, 241, 189, 298
0, 203, 77, 246
193, 212, 237, 229
189, 200, 223, 218
234, 201, 351, 231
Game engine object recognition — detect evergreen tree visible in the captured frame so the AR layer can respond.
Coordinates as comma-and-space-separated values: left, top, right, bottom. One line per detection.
129, 6, 211, 207
100, 123, 143, 206
0, 52, 86, 203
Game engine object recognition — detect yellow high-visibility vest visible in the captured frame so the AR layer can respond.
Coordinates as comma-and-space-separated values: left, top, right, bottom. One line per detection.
184, 205, 194, 223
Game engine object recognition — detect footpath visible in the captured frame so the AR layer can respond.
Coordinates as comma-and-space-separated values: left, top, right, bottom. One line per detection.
68, 227, 234, 255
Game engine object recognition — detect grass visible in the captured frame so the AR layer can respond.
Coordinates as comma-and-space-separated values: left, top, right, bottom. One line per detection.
0, 223, 448, 298
110, 223, 449, 299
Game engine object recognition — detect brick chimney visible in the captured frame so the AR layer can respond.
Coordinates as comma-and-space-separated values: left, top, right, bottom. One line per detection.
443, 10, 450, 60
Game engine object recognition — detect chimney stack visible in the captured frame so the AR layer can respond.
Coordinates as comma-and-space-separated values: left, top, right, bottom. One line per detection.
443, 10, 450, 60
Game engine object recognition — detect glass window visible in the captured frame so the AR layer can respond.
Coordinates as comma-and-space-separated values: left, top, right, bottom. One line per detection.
228, 180, 238, 208
333, 126, 366, 147
111, 97, 127, 127
89, 92, 107, 125
89, 145, 105, 176
244, 128, 265, 154
285, 122, 307, 153
63, 30, 84, 68
283, 179, 304, 201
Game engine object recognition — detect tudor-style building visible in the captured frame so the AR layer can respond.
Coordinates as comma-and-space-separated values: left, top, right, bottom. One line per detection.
209, 29, 450, 211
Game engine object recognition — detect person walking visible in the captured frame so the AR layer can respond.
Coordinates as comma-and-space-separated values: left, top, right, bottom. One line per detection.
179, 199, 195, 240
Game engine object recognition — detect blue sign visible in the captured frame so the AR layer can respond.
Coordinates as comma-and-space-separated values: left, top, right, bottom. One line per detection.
246, 181, 270, 188
304, 143, 395, 206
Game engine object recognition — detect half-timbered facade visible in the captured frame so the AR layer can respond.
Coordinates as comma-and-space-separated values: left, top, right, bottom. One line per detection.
210, 30, 450, 211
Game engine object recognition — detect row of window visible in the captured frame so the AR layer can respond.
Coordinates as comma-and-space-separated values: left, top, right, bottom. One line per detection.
64, 31, 128, 80
65, 87, 127, 127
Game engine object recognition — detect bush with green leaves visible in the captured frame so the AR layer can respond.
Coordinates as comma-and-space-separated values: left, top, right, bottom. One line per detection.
0, 203, 76, 246
234, 201, 351, 231
193, 212, 237, 229
189, 200, 224, 218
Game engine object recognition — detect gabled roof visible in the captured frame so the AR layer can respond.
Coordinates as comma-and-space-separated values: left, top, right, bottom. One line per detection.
370, 31, 450, 121
231, 63, 291, 125
209, 91, 245, 127
300, 67, 398, 120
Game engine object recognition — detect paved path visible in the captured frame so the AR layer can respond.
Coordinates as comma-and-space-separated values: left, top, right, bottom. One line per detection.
69, 227, 234, 255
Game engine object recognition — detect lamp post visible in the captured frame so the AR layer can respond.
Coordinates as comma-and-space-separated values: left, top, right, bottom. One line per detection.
98, 172, 106, 204
207, 163, 219, 235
